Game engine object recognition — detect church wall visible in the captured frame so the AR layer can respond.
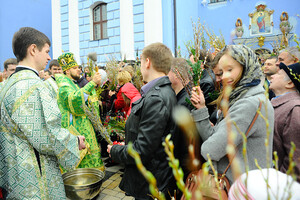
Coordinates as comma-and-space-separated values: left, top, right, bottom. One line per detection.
175, 0, 300, 57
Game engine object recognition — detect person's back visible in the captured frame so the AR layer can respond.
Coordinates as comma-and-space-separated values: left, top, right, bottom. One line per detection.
108, 43, 177, 199
120, 82, 141, 117
113, 71, 132, 115
118, 77, 177, 199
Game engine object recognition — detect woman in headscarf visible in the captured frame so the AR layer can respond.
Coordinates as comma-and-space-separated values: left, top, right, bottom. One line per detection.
190, 45, 274, 185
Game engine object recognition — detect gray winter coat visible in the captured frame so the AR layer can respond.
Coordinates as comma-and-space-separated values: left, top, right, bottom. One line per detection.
192, 84, 274, 184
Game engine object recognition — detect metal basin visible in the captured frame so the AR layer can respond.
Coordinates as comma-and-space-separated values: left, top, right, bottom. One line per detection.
62, 168, 104, 200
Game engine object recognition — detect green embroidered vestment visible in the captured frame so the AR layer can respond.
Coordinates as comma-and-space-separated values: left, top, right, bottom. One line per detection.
55, 74, 104, 171
0, 70, 81, 199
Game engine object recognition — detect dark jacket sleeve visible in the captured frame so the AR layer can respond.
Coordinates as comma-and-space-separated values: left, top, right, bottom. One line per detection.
200, 69, 216, 115
111, 95, 170, 165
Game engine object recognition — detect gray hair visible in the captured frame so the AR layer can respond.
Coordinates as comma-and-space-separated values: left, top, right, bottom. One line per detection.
284, 72, 291, 81
282, 70, 297, 91
280, 46, 300, 61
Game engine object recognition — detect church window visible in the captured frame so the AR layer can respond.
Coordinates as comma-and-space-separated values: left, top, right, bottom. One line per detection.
93, 3, 107, 40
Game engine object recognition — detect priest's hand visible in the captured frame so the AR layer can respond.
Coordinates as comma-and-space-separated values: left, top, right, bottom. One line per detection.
92, 72, 102, 85
78, 136, 86, 150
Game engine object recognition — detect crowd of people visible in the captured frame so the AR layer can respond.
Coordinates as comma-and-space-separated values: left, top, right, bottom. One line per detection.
0, 26, 300, 199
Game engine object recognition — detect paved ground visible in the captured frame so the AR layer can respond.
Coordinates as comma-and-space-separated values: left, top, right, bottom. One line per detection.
95, 158, 134, 200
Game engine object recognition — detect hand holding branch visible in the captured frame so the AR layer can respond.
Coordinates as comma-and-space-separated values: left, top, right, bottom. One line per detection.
190, 86, 206, 109
92, 72, 102, 85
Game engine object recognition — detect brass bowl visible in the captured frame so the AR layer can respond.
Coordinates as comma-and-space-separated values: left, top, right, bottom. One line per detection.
62, 168, 104, 200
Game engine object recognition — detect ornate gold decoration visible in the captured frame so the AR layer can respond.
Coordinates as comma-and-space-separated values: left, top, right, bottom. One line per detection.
281, 30, 289, 47
256, 4, 266, 12
257, 36, 265, 47
235, 18, 243, 27
280, 11, 289, 21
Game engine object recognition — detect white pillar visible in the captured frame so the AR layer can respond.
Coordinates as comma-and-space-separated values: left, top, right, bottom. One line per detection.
144, 0, 163, 46
120, 0, 134, 60
51, 0, 62, 59
68, 0, 80, 63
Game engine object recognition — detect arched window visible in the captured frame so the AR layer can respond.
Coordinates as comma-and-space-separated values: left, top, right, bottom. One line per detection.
93, 3, 107, 40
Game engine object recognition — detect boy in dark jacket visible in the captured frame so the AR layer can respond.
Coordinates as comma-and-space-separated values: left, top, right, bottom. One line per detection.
108, 43, 177, 199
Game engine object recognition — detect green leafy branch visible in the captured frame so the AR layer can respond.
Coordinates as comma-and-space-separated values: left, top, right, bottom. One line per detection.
163, 134, 191, 200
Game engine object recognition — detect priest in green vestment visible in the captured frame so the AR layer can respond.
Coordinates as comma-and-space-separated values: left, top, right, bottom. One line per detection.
56, 52, 104, 171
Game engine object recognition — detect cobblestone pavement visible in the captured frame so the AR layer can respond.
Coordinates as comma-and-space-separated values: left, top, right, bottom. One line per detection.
95, 158, 134, 200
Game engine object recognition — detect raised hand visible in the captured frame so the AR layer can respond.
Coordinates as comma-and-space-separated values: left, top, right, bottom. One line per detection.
92, 72, 102, 85
190, 86, 206, 109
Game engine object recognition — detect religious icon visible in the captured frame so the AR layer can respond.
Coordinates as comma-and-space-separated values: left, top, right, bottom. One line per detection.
257, 12, 265, 32
249, 3, 274, 36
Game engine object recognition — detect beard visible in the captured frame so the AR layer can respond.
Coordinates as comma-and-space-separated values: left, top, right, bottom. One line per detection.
70, 72, 80, 81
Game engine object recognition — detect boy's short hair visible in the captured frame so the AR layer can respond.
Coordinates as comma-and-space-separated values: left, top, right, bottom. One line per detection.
142, 43, 173, 74
12, 27, 51, 62
49, 59, 60, 69
208, 51, 226, 69
266, 55, 278, 61
4, 58, 18, 70
117, 71, 131, 85
171, 57, 190, 80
